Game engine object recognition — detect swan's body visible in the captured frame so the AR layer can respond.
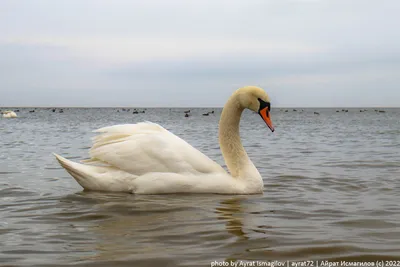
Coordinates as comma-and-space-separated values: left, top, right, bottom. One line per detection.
54, 86, 274, 194
2, 111, 17, 118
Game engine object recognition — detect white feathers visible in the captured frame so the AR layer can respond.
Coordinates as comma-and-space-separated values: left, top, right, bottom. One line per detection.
2, 111, 17, 118
87, 122, 226, 176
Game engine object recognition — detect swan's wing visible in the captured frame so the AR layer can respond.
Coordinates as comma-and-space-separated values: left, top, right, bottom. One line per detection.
84, 122, 226, 176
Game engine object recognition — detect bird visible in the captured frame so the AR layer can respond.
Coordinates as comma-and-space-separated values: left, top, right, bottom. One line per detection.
54, 86, 275, 195
2, 110, 17, 118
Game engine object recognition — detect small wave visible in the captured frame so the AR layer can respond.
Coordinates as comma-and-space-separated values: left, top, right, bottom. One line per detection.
0, 186, 37, 197
247, 244, 370, 259
320, 161, 400, 169
331, 219, 398, 229
36, 212, 112, 222
276, 175, 311, 180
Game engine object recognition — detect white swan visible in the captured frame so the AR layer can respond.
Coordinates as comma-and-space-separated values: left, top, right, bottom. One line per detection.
54, 86, 275, 194
2, 110, 17, 118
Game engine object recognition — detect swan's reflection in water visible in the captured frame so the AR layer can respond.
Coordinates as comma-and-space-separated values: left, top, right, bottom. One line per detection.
215, 197, 249, 241
67, 192, 256, 265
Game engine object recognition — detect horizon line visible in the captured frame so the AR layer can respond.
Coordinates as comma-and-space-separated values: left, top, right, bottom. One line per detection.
1, 106, 400, 109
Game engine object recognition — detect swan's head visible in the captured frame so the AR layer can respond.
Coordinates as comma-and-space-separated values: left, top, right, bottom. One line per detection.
236, 86, 275, 132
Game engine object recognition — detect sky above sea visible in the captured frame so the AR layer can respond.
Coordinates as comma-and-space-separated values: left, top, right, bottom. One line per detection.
1, 0, 399, 107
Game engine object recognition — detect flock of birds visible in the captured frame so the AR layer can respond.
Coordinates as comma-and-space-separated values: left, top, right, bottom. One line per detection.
280, 108, 386, 115
117, 108, 146, 114
114, 108, 217, 118
114, 108, 216, 118
1, 107, 388, 119
183, 110, 215, 118
1, 108, 65, 118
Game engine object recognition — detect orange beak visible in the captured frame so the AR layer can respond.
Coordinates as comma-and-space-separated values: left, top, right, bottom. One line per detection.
259, 107, 274, 132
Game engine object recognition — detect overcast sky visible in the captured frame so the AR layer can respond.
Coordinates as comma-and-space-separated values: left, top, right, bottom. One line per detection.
0, 0, 399, 107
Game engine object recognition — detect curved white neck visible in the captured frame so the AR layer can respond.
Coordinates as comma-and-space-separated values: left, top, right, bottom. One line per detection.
218, 93, 261, 181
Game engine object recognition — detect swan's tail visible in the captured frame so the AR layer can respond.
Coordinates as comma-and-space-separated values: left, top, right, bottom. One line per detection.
53, 153, 136, 192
